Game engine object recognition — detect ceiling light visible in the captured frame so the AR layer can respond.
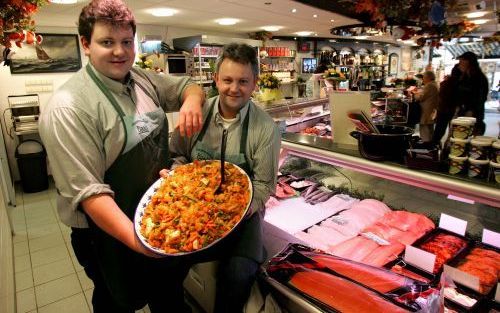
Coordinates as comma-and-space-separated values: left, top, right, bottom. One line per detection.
464, 11, 488, 19
470, 18, 489, 24
262, 26, 282, 32
355, 36, 368, 40
330, 19, 335, 22
216, 18, 239, 25
314, 33, 318, 36
149, 8, 177, 17
50, 0, 77, 3
295, 31, 313, 36
313, 14, 318, 18
329, 39, 336, 42
291, 8, 297, 13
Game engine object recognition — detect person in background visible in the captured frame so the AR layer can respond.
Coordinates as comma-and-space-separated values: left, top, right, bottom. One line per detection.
456, 51, 489, 135
432, 65, 462, 145
412, 71, 439, 143
169, 43, 281, 313
38, 0, 204, 312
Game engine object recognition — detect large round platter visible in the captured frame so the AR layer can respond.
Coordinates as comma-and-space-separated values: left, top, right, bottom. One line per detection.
134, 160, 253, 256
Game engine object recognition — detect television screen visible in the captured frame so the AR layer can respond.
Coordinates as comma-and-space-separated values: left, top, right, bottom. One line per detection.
302, 58, 317, 74
141, 40, 162, 54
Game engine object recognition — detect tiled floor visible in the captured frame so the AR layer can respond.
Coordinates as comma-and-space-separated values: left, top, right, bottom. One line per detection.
10, 181, 156, 313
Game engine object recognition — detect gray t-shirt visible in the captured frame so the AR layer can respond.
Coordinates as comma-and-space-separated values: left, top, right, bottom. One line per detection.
39, 64, 193, 227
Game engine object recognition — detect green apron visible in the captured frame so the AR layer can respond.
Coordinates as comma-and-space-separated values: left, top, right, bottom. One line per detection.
84, 65, 187, 310
190, 100, 265, 263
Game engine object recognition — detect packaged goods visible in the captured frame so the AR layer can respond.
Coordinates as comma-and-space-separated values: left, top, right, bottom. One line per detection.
449, 155, 467, 175
451, 119, 474, 139
449, 137, 469, 157
417, 232, 468, 273
455, 247, 500, 295
490, 160, 500, 183
469, 139, 491, 160
492, 141, 500, 163
467, 158, 489, 179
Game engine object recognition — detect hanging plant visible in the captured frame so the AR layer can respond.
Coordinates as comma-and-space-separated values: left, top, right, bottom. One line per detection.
0, 0, 49, 48
248, 31, 273, 46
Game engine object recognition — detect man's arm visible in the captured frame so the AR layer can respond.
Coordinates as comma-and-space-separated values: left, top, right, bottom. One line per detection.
248, 120, 281, 216
81, 195, 156, 256
177, 84, 205, 137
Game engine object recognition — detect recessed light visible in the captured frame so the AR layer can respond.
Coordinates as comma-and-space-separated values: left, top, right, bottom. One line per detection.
262, 26, 282, 32
355, 41, 359, 43
314, 33, 318, 36
293, 37, 297, 40
329, 39, 336, 42
295, 31, 313, 36
471, 18, 489, 24
149, 8, 177, 17
291, 8, 297, 13
50, 0, 77, 3
313, 14, 318, 18
216, 18, 239, 25
330, 19, 335, 22
464, 11, 488, 19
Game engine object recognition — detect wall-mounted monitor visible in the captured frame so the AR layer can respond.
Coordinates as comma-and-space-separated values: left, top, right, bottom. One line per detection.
301, 58, 317, 74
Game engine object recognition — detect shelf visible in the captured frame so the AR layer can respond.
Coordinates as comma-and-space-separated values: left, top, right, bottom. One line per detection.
258, 98, 329, 114
280, 133, 500, 208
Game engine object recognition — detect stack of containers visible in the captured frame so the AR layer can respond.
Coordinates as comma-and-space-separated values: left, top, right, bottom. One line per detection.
467, 133, 494, 179
448, 117, 475, 175
490, 140, 500, 183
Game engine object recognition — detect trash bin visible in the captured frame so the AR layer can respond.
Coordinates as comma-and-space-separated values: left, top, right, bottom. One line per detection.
15, 140, 48, 193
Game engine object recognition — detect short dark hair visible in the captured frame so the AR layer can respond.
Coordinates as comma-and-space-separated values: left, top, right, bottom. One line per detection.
215, 43, 258, 77
78, 0, 136, 42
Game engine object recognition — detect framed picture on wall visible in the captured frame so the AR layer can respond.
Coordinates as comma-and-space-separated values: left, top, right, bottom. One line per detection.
297, 41, 311, 52
388, 53, 399, 76
10, 34, 82, 74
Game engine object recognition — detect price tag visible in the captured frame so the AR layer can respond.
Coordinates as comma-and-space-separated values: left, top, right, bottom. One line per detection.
404, 245, 436, 273
439, 213, 467, 236
482, 229, 500, 249
444, 265, 480, 292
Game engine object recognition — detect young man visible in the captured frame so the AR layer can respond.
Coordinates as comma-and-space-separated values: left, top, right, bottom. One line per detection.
38, 0, 204, 312
169, 43, 281, 312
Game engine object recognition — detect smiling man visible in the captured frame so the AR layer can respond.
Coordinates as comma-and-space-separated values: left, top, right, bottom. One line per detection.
39, 0, 204, 312
170, 43, 281, 313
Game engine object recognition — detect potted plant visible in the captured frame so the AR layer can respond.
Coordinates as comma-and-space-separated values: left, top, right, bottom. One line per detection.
258, 73, 283, 103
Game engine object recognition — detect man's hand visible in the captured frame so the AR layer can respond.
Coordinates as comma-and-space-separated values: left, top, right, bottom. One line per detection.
159, 168, 170, 178
177, 85, 204, 137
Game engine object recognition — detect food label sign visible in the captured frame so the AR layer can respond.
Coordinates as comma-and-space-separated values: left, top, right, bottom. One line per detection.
439, 213, 467, 236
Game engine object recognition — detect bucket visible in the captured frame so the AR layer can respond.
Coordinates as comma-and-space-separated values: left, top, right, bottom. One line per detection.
448, 155, 467, 175
491, 141, 500, 163
467, 158, 489, 179
449, 137, 469, 157
469, 139, 491, 160
490, 161, 500, 183
451, 119, 474, 139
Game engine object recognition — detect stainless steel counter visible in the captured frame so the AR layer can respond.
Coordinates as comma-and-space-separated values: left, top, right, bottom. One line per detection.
281, 133, 500, 208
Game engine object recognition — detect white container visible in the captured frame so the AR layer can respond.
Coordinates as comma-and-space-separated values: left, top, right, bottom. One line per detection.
467, 158, 489, 178
451, 119, 474, 139
491, 141, 500, 163
449, 137, 469, 157
449, 155, 467, 175
469, 139, 491, 160
456, 116, 477, 124
490, 161, 500, 184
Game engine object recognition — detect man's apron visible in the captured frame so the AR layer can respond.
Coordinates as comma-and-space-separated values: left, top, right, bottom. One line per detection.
84, 65, 185, 309
190, 101, 265, 263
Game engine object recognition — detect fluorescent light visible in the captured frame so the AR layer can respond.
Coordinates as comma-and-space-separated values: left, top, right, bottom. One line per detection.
471, 18, 489, 24
261, 26, 282, 32
149, 8, 177, 17
216, 18, 239, 25
50, 0, 77, 3
295, 31, 312, 36
464, 11, 488, 18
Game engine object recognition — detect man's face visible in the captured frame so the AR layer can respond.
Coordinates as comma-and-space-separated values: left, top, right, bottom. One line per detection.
215, 59, 257, 118
81, 21, 135, 82
458, 59, 469, 73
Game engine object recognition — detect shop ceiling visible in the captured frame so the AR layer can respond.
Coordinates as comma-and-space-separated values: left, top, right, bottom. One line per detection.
34, 0, 498, 44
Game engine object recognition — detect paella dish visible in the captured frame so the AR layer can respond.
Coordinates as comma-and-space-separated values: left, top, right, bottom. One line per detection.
136, 160, 252, 255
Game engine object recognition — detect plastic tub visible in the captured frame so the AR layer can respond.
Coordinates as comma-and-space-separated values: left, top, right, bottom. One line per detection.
467, 158, 489, 178
492, 141, 500, 163
451, 119, 473, 139
449, 155, 467, 175
449, 137, 469, 157
490, 161, 500, 183
469, 139, 491, 160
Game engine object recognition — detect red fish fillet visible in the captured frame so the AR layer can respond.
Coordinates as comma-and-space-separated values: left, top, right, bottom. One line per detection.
362, 243, 405, 267
311, 254, 408, 293
289, 270, 409, 313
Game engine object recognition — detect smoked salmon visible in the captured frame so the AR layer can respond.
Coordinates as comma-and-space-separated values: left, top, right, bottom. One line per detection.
289, 269, 410, 313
